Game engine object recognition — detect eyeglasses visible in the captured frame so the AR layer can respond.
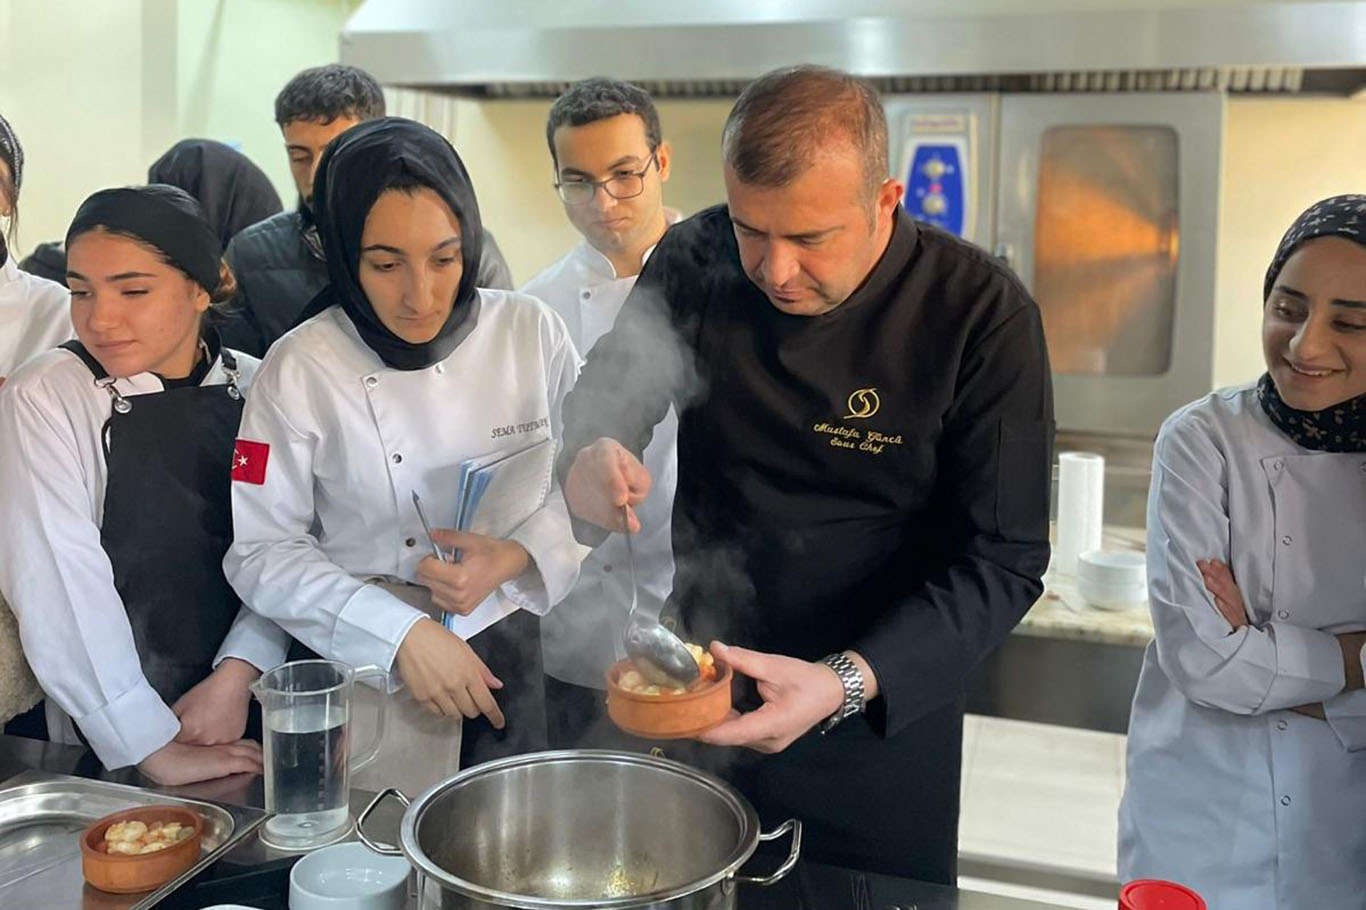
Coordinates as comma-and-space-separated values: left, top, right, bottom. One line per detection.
555, 154, 658, 206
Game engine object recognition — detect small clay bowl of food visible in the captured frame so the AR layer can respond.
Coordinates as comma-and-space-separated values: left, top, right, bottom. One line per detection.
606, 644, 732, 739
80, 805, 203, 894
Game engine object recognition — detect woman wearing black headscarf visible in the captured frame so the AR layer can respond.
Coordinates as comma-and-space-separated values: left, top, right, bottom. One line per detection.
226, 118, 582, 799
1119, 195, 1366, 907
0, 185, 290, 785
147, 139, 283, 248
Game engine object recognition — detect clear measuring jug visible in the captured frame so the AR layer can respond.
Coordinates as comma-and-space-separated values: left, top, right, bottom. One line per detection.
250, 660, 387, 850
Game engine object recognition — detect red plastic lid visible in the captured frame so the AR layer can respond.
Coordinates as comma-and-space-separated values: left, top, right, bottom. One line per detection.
1120, 880, 1207, 910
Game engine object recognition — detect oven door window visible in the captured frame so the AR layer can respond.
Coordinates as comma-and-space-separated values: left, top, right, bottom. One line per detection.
1033, 125, 1179, 376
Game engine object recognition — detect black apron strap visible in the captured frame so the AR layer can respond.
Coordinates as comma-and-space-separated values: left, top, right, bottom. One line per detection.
58, 340, 108, 380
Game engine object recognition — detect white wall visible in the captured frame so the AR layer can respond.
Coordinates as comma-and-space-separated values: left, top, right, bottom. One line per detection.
1212, 95, 1366, 389
0, 0, 168, 255
176, 0, 359, 206
0, 0, 354, 258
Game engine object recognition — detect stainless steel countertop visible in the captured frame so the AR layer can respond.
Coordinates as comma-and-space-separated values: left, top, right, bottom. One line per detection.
0, 734, 1065, 909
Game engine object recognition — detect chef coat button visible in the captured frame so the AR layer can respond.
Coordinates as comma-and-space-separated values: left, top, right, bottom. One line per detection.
1277, 719, 1288, 731
365, 376, 378, 389
581, 290, 591, 300
392, 453, 403, 464
603, 564, 613, 573
1281, 534, 1292, 545
1360, 462, 1366, 472
435, 363, 445, 375
1280, 795, 1291, 807
405, 537, 416, 548
1277, 609, 1289, 619
1273, 460, 1284, 471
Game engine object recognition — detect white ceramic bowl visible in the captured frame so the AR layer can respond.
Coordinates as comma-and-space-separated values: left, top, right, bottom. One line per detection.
1077, 549, 1147, 610
289, 842, 410, 910
1077, 550, 1146, 586
1077, 575, 1148, 610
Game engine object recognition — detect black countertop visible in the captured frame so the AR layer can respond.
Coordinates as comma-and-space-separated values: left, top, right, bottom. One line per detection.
0, 734, 1062, 909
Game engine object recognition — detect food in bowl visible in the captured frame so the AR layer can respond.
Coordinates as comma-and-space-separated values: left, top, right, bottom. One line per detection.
606, 651, 732, 739
617, 643, 718, 695
101, 818, 195, 855
81, 805, 204, 894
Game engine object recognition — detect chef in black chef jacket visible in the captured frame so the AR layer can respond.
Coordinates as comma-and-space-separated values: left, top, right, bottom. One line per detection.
559, 65, 1053, 883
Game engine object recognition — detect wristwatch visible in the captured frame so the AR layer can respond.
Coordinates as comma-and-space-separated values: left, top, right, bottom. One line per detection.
820, 652, 866, 734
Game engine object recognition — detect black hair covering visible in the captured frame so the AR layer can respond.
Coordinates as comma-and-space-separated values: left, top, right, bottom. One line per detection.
1263, 194, 1366, 301
66, 185, 222, 294
148, 139, 283, 248
1257, 194, 1366, 452
308, 117, 483, 371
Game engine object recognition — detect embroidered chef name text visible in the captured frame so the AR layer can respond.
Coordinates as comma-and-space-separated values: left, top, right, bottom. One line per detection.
813, 421, 904, 455
491, 416, 550, 440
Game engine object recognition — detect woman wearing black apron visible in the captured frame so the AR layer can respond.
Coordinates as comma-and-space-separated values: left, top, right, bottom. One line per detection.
0, 185, 290, 785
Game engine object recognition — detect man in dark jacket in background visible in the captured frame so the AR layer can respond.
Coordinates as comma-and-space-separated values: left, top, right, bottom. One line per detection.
222, 64, 514, 357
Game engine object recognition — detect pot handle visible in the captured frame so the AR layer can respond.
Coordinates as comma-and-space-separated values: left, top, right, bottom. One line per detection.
356, 786, 411, 857
732, 818, 802, 887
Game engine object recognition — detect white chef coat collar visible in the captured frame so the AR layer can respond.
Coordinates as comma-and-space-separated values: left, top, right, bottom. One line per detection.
1, 253, 20, 285
576, 207, 682, 282
79, 345, 236, 397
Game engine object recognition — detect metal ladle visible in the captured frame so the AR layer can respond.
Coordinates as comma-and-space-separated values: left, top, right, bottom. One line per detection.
621, 505, 699, 688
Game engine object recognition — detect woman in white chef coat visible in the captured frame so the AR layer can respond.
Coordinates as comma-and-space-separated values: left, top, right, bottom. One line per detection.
0, 112, 68, 730
0, 111, 69, 382
225, 118, 582, 783
1119, 195, 1366, 907
0, 185, 291, 785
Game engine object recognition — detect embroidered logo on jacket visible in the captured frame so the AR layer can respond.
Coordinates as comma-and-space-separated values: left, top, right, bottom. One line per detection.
231, 439, 270, 485
845, 387, 881, 419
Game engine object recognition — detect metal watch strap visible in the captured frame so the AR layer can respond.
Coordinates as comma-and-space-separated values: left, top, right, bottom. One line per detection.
820, 652, 866, 734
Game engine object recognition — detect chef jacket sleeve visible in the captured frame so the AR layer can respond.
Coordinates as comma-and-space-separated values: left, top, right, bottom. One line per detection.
502, 312, 588, 612
214, 605, 292, 673
224, 376, 426, 674
852, 300, 1054, 738
0, 379, 179, 769
556, 231, 695, 548
1145, 410, 1346, 713
1324, 686, 1366, 751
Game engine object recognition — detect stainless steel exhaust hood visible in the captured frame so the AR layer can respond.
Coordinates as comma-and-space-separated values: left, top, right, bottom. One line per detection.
340, 0, 1366, 97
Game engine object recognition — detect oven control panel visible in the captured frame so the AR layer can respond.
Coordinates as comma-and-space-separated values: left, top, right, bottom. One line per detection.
888, 106, 983, 243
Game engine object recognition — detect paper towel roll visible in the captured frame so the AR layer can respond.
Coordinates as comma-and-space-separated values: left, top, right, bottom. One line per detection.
1056, 451, 1105, 576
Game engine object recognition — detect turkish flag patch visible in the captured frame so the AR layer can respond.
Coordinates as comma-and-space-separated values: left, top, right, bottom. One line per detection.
231, 439, 270, 485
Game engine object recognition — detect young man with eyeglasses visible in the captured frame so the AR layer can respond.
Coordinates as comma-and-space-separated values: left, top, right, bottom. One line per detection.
520, 78, 680, 749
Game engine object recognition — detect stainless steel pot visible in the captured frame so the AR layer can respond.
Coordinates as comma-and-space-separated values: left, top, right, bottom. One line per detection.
357, 750, 801, 910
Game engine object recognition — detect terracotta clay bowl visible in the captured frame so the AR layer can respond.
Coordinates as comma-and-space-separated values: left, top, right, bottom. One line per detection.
605, 659, 733, 739
80, 804, 203, 894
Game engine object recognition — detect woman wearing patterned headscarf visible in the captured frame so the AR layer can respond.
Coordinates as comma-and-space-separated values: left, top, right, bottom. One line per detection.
1119, 195, 1366, 907
0, 111, 70, 380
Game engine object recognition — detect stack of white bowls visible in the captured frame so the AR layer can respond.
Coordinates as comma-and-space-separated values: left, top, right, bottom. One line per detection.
1077, 550, 1147, 611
